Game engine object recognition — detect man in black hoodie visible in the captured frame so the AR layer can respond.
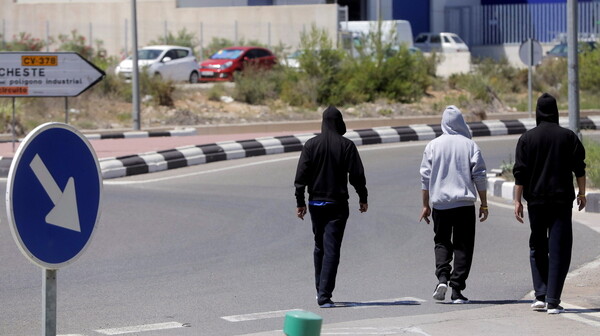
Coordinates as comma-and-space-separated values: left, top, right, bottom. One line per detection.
294, 106, 368, 308
513, 93, 586, 314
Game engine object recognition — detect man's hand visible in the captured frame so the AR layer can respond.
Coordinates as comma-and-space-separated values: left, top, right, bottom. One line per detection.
479, 206, 488, 222
297, 206, 307, 220
578, 195, 587, 211
359, 203, 368, 213
419, 206, 431, 224
514, 201, 524, 223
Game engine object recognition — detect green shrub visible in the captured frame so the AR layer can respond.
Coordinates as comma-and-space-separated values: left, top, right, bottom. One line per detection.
534, 58, 567, 98
57, 30, 94, 59
1, 32, 51, 51
138, 71, 175, 106
233, 64, 281, 104
148, 28, 197, 50
206, 83, 229, 102
580, 48, 600, 92
584, 137, 600, 189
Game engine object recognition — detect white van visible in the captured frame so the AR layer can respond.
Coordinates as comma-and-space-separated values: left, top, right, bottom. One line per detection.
414, 32, 469, 53
339, 20, 414, 57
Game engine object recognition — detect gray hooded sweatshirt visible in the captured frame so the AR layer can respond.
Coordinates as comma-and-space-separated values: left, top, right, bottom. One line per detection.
420, 106, 487, 210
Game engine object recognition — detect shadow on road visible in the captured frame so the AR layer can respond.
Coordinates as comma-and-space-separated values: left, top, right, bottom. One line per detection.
331, 299, 422, 308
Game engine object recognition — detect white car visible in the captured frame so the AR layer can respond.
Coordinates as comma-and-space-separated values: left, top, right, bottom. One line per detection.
115, 45, 199, 83
414, 32, 469, 53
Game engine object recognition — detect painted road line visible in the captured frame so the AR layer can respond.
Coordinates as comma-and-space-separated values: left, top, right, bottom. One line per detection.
58, 334, 85, 336
222, 309, 303, 322
95, 322, 185, 335
560, 303, 600, 327
321, 326, 431, 335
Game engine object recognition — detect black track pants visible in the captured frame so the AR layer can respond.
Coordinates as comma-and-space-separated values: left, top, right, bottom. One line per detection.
432, 205, 476, 291
528, 204, 573, 306
309, 202, 349, 304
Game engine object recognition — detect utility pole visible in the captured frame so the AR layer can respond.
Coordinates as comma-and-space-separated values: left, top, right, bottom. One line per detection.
131, 0, 141, 130
567, 0, 580, 136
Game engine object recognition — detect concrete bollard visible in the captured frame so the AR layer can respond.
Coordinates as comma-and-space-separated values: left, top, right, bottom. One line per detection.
283, 310, 322, 336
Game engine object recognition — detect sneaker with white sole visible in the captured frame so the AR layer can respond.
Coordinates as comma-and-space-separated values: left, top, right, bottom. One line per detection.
531, 300, 546, 310
319, 299, 335, 308
432, 283, 447, 301
451, 289, 469, 304
547, 304, 564, 314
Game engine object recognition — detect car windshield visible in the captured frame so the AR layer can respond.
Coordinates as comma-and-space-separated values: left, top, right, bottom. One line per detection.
451, 35, 465, 44
415, 35, 428, 43
137, 49, 163, 60
288, 50, 303, 58
210, 49, 244, 60
548, 44, 567, 55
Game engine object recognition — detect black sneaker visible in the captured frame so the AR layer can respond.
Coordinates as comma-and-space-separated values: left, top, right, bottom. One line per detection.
547, 303, 564, 314
432, 283, 447, 301
318, 299, 335, 308
451, 289, 469, 304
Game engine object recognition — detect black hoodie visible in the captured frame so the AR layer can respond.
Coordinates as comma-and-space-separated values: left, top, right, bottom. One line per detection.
294, 106, 368, 207
513, 93, 586, 205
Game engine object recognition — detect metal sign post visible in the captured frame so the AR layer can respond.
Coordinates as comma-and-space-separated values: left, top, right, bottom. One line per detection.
43, 270, 57, 336
519, 38, 543, 118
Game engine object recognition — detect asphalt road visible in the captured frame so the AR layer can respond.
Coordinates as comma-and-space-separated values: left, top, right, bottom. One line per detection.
1, 136, 600, 335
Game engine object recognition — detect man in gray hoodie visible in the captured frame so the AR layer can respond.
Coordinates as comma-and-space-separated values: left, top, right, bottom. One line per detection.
419, 105, 488, 304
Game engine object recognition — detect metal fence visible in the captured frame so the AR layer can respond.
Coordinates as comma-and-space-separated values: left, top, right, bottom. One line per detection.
447, 2, 600, 46
0, 18, 318, 60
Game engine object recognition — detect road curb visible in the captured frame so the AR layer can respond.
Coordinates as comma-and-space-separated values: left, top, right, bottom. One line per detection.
487, 173, 600, 213
98, 116, 600, 180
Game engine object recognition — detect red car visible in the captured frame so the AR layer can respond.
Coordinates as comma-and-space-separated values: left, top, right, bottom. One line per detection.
199, 46, 277, 82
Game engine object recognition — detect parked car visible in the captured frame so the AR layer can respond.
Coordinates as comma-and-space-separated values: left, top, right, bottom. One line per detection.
281, 49, 303, 69
199, 46, 277, 82
115, 45, 199, 83
414, 32, 469, 53
545, 41, 597, 59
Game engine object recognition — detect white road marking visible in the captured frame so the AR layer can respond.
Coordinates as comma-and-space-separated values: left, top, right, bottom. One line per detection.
95, 321, 185, 335
321, 326, 431, 335
221, 309, 303, 322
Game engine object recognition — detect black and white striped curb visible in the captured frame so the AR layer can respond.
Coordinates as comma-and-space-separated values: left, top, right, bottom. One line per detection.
84, 127, 197, 140
488, 171, 600, 214
99, 117, 600, 180
0, 128, 197, 177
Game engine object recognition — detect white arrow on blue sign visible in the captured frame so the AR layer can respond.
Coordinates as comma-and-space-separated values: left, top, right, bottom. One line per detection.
6, 122, 102, 269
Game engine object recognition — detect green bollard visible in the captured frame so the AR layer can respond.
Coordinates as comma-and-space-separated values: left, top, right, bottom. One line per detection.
283, 310, 322, 336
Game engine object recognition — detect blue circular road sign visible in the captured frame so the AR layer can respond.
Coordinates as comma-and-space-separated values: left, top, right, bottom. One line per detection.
6, 123, 102, 269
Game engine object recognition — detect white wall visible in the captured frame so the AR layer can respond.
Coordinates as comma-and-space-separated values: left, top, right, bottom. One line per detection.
0, 0, 338, 58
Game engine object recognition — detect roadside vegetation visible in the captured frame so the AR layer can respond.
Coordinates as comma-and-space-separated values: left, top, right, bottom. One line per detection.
1, 27, 600, 132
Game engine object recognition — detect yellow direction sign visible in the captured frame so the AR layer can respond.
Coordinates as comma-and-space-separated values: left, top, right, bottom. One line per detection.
0, 52, 105, 97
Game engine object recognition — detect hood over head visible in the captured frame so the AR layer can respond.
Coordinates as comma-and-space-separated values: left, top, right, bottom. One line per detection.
441, 105, 471, 139
321, 106, 346, 135
536, 93, 559, 125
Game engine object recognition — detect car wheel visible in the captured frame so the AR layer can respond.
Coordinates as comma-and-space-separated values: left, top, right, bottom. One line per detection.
189, 71, 199, 84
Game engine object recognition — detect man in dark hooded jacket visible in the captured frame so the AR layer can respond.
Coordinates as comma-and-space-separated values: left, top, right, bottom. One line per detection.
294, 106, 368, 308
513, 93, 586, 314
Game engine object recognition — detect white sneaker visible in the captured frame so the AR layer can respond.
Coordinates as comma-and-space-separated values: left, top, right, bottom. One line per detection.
547, 304, 564, 314
432, 283, 447, 301
531, 300, 546, 310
